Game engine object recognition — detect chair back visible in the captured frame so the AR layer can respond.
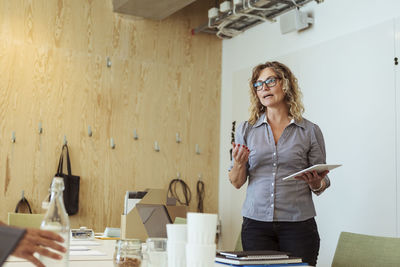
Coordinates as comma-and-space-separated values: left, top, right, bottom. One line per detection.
234, 231, 243, 251
332, 231, 400, 267
8, 212, 44, 229
173, 217, 187, 224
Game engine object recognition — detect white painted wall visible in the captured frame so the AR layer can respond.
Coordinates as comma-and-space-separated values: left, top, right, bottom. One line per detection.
218, 1, 400, 266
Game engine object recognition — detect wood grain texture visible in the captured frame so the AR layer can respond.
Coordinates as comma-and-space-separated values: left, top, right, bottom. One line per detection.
0, 0, 221, 231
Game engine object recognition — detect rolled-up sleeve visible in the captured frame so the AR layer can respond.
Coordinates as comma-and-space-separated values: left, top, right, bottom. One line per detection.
309, 123, 330, 193
0, 225, 26, 260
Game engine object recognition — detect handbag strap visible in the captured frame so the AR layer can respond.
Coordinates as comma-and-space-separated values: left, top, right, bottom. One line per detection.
14, 191, 32, 214
57, 144, 72, 175
57, 151, 63, 175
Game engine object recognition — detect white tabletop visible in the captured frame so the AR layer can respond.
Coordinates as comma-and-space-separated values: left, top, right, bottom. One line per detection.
5, 239, 115, 267
4, 239, 225, 267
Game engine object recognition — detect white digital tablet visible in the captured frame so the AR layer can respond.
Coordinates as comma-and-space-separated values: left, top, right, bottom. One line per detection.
282, 164, 342, 181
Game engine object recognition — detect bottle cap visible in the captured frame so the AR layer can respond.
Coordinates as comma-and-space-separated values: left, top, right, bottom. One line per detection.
42, 201, 50, 210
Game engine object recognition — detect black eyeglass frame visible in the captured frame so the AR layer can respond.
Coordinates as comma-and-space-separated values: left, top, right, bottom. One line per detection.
253, 77, 280, 91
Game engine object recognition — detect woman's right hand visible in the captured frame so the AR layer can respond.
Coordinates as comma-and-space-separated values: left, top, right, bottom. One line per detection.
232, 142, 250, 166
229, 143, 250, 189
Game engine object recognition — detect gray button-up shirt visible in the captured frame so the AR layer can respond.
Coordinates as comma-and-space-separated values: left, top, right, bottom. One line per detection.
230, 114, 330, 222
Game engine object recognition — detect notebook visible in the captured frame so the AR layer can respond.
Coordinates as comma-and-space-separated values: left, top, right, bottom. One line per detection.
219, 250, 289, 260
215, 254, 303, 265
215, 262, 308, 267
0, 226, 26, 265
124, 191, 148, 215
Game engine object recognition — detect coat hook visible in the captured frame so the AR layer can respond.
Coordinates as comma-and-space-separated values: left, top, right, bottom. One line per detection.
195, 144, 200, 154
11, 131, 16, 143
176, 133, 181, 143
154, 141, 160, 152
63, 135, 67, 145
88, 125, 92, 137
177, 172, 181, 180
110, 138, 116, 149
198, 173, 202, 181
133, 129, 139, 140
106, 57, 112, 68
38, 122, 43, 134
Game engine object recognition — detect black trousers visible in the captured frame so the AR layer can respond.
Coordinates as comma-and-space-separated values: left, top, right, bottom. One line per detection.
241, 217, 320, 266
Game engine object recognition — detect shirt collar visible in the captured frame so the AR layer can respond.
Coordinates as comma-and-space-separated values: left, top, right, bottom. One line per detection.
253, 113, 306, 129
253, 113, 267, 128
292, 118, 306, 129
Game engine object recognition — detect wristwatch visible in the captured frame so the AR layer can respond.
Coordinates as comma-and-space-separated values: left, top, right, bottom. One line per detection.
311, 180, 324, 192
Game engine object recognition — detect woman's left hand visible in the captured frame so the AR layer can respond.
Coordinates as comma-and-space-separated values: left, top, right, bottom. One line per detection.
295, 170, 329, 190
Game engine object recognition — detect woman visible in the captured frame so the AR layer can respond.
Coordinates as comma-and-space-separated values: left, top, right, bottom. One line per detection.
229, 61, 330, 266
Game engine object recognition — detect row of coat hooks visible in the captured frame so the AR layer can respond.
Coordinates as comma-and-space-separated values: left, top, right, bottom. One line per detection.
8, 123, 202, 154
176, 172, 203, 181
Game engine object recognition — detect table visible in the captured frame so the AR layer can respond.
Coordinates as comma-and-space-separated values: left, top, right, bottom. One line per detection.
4, 240, 225, 266
5, 240, 115, 267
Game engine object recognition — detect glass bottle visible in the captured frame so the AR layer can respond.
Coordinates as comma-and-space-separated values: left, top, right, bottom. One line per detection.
40, 177, 70, 267
114, 239, 142, 267
144, 238, 167, 267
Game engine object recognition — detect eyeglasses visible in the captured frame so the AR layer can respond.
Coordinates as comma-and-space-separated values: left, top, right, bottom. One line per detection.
253, 77, 279, 91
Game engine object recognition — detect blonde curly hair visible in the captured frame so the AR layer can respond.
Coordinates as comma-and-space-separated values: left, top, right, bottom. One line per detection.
248, 61, 305, 125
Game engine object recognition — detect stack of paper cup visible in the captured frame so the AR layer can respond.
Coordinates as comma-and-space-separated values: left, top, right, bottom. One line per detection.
167, 224, 187, 267
186, 212, 217, 267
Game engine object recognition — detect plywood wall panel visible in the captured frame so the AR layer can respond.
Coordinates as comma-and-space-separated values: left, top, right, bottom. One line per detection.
0, 0, 221, 231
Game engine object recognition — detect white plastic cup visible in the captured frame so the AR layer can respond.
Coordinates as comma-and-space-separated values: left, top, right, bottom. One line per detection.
187, 212, 217, 244
186, 243, 216, 267
167, 241, 186, 267
166, 224, 187, 243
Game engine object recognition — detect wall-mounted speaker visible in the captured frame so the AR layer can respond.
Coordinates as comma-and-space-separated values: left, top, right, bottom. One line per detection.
280, 9, 314, 34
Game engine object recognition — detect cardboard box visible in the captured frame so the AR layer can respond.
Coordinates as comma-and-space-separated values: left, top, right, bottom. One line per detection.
121, 189, 188, 241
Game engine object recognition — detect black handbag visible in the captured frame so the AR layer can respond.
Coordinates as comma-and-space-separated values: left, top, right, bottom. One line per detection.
55, 144, 80, 215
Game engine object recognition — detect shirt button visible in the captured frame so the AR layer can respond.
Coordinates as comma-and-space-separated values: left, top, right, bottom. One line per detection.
271, 204, 274, 208
273, 152, 276, 156
273, 163, 276, 166
271, 193, 274, 197
272, 183, 274, 186
273, 172, 276, 176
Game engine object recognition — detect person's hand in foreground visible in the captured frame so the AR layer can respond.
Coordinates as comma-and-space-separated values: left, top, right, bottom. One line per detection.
12, 228, 67, 267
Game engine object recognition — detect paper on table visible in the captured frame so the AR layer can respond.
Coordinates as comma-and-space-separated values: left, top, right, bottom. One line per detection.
95, 236, 120, 240
126, 199, 141, 214
124, 191, 147, 215
69, 250, 107, 256
70, 240, 101, 246
69, 246, 90, 251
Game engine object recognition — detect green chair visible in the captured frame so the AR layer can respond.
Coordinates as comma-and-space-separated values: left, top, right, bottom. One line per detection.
173, 217, 187, 224
332, 231, 400, 267
8, 212, 44, 229
234, 231, 243, 251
